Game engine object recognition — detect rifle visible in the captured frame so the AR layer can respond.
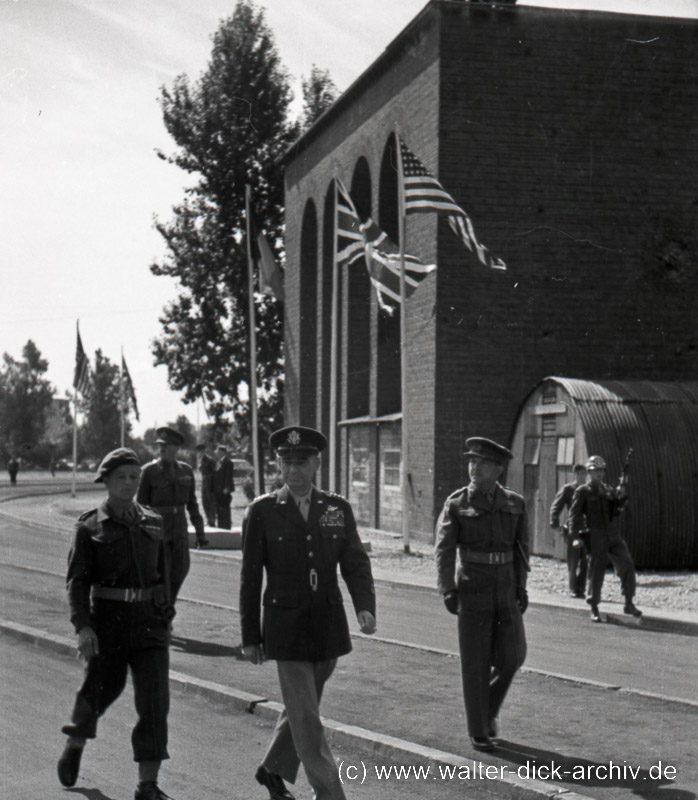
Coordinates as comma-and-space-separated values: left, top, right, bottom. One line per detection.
616, 448, 633, 493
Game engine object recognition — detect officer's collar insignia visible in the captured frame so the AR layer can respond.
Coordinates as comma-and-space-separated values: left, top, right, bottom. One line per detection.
288, 430, 301, 445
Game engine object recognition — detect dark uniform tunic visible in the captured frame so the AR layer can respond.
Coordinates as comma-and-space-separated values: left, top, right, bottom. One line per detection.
550, 481, 588, 597
137, 459, 204, 599
568, 481, 635, 605
213, 455, 235, 530
62, 501, 171, 762
435, 482, 528, 738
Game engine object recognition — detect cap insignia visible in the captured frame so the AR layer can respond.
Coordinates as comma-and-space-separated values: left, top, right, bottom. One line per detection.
288, 430, 301, 446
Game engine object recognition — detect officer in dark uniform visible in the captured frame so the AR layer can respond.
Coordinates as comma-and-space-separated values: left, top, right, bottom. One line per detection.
240, 425, 376, 800
137, 426, 207, 601
213, 444, 235, 529
57, 448, 174, 800
550, 463, 588, 597
195, 443, 216, 527
568, 455, 641, 622
435, 437, 529, 752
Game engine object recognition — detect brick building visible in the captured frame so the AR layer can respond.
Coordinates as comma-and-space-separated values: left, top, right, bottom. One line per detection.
281, 0, 698, 542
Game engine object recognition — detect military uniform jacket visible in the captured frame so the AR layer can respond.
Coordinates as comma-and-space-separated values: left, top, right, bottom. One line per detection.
549, 481, 577, 528
435, 483, 529, 596
66, 501, 168, 633
137, 459, 204, 538
213, 456, 235, 494
198, 453, 216, 488
568, 482, 626, 534
239, 486, 376, 662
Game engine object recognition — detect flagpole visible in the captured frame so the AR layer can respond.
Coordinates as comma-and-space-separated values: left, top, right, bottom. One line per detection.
71, 391, 78, 498
328, 181, 341, 493
119, 347, 125, 447
245, 185, 262, 498
395, 128, 411, 554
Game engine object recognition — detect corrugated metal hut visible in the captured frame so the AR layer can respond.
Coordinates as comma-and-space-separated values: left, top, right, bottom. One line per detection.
508, 377, 698, 569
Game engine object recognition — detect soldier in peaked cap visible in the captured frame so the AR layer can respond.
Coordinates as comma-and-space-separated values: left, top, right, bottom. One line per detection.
568, 455, 641, 622
240, 425, 376, 800
435, 437, 529, 752
137, 426, 207, 601
57, 448, 175, 800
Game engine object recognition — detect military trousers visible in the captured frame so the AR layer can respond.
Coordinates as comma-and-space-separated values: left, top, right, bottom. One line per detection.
63, 600, 170, 762
215, 492, 232, 530
262, 659, 346, 800
201, 478, 216, 527
586, 529, 636, 605
456, 562, 526, 738
164, 531, 190, 601
565, 533, 588, 596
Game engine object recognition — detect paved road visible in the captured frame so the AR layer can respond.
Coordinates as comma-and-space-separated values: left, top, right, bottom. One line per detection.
2, 489, 697, 799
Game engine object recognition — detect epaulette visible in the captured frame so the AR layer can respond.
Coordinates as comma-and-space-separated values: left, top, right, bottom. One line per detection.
501, 485, 525, 502
252, 491, 276, 504
446, 486, 468, 502
77, 509, 99, 529
322, 490, 348, 503
139, 504, 162, 520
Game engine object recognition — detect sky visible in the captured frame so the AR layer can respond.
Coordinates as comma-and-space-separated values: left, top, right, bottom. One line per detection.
2, 0, 696, 437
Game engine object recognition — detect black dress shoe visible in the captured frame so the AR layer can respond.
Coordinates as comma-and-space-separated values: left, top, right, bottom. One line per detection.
470, 735, 495, 752
590, 603, 601, 622
488, 717, 500, 738
57, 743, 83, 787
196, 537, 209, 548
624, 602, 642, 618
134, 782, 172, 800
255, 765, 295, 799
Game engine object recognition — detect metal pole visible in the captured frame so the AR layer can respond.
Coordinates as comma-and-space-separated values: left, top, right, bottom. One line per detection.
395, 127, 411, 553
71, 392, 78, 499
328, 181, 340, 492
119, 348, 125, 447
245, 185, 262, 497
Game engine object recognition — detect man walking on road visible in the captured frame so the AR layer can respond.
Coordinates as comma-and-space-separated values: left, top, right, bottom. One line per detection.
213, 444, 235, 529
240, 425, 376, 800
568, 455, 641, 623
550, 463, 588, 598
435, 437, 529, 753
137, 426, 208, 601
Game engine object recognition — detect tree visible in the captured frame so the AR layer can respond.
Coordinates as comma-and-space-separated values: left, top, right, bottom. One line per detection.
81, 350, 129, 458
300, 65, 338, 131
0, 340, 55, 461
151, 0, 296, 440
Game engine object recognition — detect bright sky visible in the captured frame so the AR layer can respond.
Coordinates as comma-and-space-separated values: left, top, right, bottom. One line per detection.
2, 0, 696, 436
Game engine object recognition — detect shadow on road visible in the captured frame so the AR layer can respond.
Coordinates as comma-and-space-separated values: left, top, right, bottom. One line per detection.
169, 635, 245, 659
65, 788, 118, 800
494, 740, 695, 798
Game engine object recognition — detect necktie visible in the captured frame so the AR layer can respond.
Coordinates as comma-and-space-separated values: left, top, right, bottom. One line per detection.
298, 497, 310, 521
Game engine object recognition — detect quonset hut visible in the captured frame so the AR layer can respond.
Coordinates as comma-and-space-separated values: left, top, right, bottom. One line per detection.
281, 0, 698, 542
508, 377, 698, 569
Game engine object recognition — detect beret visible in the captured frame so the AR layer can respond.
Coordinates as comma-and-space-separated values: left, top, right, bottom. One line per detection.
464, 437, 513, 463
155, 426, 184, 446
94, 448, 140, 483
270, 425, 327, 456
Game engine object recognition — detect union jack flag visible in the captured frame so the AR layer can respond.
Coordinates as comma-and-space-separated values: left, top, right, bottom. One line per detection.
399, 138, 506, 271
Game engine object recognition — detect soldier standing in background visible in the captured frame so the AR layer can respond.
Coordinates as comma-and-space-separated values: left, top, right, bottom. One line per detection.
550, 463, 588, 598
435, 437, 529, 753
57, 448, 174, 800
568, 455, 641, 623
8, 455, 19, 485
195, 443, 216, 527
137, 426, 208, 601
213, 444, 235, 530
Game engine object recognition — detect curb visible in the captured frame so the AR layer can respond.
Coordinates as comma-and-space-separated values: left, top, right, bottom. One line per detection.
0, 618, 596, 800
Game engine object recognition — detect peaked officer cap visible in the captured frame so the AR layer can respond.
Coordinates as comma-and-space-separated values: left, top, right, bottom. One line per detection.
155, 426, 184, 446
464, 437, 513, 463
270, 425, 327, 456
586, 455, 607, 470
94, 448, 141, 483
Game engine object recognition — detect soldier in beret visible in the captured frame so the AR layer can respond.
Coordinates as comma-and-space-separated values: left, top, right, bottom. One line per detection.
240, 425, 376, 800
435, 437, 529, 752
568, 455, 641, 622
137, 426, 207, 601
57, 448, 174, 800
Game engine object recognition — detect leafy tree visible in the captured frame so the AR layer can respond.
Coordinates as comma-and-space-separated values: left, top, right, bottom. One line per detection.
81, 350, 129, 458
0, 340, 55, 461
301, 65, 338, 131
151, 0, 296, 440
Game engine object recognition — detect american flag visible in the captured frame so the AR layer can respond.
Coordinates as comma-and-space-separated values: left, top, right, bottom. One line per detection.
73, 328, 92, 398
336, 179, 435, 312
399, 138, 506, 271
121, 355, 140, 421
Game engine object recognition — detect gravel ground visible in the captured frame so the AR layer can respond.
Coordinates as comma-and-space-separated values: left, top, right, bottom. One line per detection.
359, 529, 698, 614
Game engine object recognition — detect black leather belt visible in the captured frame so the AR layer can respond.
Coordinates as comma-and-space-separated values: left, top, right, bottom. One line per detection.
153, 505, 185, 515
462, 549, 514, 565
92, 586, 155, 602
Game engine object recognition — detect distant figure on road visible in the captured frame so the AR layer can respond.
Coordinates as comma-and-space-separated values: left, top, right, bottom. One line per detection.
213, 444, 235, 529
7, 456, 19, 486
240, 425, 376, 800
57, 447, 175, 800
195, 443, 216, 527
568, 455, 641, 623
550, 463, 588, 598
137, 426, 208, 601
435, 437, 529, 753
